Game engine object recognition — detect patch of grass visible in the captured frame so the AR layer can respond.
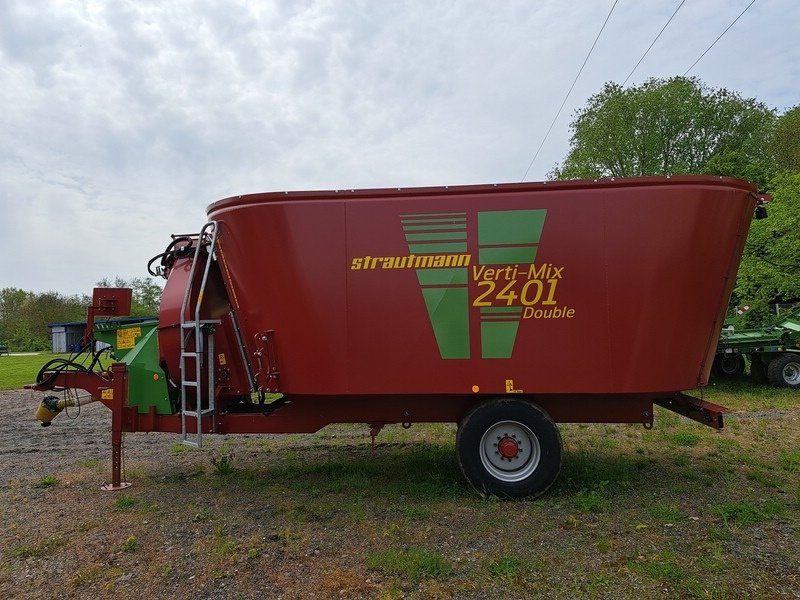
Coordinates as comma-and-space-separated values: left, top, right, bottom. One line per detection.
211, 452, 235, 477
193, 506, 215, 522
780, 449, 800, 472
114, 494, 138, 511
7, 536, 64, 558
120, 535, 138, 553
488, 554, 521, 581
171, 443, 193, 454
254, 443, 467, 501
285, 502, 336, 524
649, 504, 688, 522
711, 499, 785, 526
704, 378, 799, 411
390, 503, 433, 521
556, 449, 637, 492
71, 565, 123, 588
366, 548, 452, 582
672, 431, 701, 447
0, 353, 49, 390
570, 483, 610, 513
628, 551, 683, 582
746, 469, 782, 489
36, 475, 59, 488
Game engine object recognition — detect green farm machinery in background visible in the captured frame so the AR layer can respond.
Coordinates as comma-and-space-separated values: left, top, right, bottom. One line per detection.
713, 305, 800, 388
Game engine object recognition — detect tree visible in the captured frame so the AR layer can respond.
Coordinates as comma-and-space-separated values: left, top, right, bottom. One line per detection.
0, 288, 88, 351
734, 172, 800, 325
551, 77, 776, 189
773, 105, 800, 172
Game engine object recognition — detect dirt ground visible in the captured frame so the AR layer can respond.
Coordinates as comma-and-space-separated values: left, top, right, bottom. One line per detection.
1, 388, 799, 600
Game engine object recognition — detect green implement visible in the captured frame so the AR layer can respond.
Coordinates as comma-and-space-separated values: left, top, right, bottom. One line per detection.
714, 306, 800, 388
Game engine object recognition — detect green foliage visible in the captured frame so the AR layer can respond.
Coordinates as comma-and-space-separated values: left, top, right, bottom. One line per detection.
773, 105, 800, 171
551, 77, 776, 189
734, 172, 800, 320
0, 288, 89, 352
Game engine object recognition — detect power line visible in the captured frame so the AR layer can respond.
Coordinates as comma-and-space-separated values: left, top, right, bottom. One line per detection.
622, 0, 687, 87
684, 0, 757, 75
521, 0, 620, 182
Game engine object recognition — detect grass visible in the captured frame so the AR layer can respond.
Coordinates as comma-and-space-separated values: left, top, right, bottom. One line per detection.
2, 378, 798, 599
36, 475, 59, 488
365, 548, 452, 581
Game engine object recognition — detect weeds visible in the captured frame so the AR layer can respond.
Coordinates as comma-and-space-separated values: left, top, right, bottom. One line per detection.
711, 499, 785, 526
36, 475, 59, 488
114, 494, 138, 511
649, 504, 687, 522
488, 555, 521, 581
7, 536, 64, 558
366, 548, 452, 581
120, 536, 138, 553
211, 452, 235, 477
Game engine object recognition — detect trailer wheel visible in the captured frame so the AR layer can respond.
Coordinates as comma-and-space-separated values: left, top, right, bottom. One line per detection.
766, 353, 800, 389
456, 400, 562, 499
712, 354, 745, 377
748, 355, 769, 384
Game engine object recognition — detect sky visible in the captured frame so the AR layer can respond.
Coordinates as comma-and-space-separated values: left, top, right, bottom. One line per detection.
1, 0, 798, 295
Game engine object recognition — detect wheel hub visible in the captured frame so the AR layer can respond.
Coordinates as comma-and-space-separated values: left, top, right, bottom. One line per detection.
497, 436, 520, 459
479, 420, 542, 483
784, 362, 800, 384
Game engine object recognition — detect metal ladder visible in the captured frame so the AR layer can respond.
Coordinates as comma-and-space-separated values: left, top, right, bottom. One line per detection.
179, 221, 221, 448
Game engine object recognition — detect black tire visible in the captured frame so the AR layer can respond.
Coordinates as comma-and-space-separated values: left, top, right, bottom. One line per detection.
749, 354, 769, 384
456, 399, 562, 499
712, 354, 745, 377
766, 353, 800, 389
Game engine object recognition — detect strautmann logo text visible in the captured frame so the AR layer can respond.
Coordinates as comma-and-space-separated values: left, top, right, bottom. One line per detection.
349, 210, 575, 359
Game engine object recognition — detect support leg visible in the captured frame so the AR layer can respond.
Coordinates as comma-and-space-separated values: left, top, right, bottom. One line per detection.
101, 363, 132, 491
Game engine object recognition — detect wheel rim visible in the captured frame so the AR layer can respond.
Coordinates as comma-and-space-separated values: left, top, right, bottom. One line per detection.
479, 420, 541, 483
782, 361, 800, 385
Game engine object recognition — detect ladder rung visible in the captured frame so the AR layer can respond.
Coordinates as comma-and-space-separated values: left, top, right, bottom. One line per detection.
181, 440, 201, 448
182, 409, 215, 417
182, 381, 199, 387
181, 352, 199, 357
181, 320, 222, 328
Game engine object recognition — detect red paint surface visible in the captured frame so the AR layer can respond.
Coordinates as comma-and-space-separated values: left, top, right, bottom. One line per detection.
194, 176, 755, 399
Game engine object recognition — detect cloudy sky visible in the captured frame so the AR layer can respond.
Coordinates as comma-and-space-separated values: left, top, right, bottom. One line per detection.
1, 0, 798, 295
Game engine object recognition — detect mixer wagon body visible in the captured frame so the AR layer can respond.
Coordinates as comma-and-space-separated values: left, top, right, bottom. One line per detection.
31, 176, 761, 497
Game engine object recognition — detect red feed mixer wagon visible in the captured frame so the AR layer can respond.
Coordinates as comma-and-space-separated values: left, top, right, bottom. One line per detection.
30, 176, 765, 498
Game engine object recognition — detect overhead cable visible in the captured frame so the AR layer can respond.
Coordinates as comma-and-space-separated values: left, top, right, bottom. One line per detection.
684, 0, 757, 75
521, 0, 620, 182
622, 0, 687, 86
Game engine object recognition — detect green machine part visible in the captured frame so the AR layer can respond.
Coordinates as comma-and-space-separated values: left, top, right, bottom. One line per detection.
94, 320, 173, 414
